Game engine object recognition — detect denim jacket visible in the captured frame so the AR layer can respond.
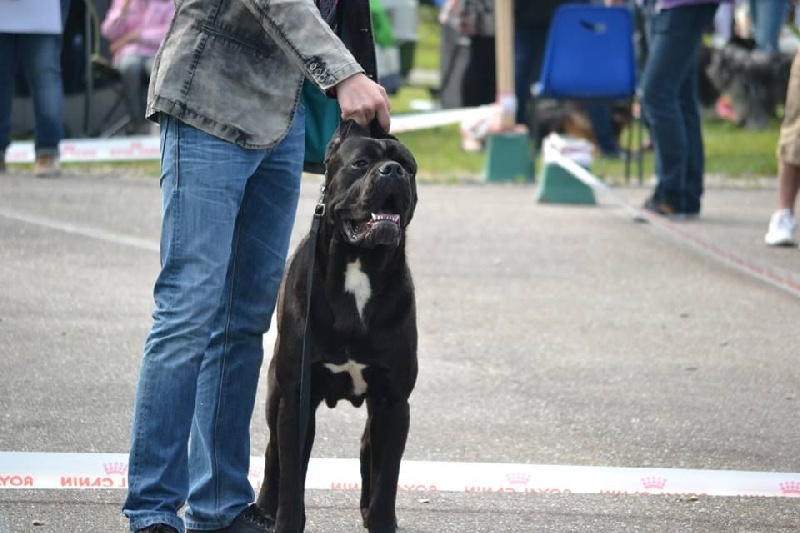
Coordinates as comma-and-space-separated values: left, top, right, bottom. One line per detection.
146, 0, 378, 149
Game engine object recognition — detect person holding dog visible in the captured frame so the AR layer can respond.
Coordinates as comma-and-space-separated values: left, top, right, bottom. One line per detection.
765, 47, 800, 247
121, 1, 390, 532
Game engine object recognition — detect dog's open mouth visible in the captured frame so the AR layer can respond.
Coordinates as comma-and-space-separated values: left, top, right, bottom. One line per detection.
342, 211, 402, 248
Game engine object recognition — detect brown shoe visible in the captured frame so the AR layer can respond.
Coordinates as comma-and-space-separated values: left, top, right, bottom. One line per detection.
34, 154, 61, 177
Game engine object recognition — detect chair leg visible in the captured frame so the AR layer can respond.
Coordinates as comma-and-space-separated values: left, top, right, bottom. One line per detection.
624, 98, 634, 184
528, 95, 539, 164
637, 107, 644, 185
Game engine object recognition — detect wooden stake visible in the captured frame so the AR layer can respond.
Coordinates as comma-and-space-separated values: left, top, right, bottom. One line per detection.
494, 0, 516, 129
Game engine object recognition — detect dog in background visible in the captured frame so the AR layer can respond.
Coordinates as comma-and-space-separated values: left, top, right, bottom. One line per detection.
257, 120, 419, 533
705, 38, 793, 129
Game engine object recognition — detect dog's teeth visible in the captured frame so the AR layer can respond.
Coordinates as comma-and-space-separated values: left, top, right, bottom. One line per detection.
371, 213, 378, 220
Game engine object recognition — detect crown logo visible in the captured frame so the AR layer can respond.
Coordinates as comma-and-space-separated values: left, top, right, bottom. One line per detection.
780, 481, 800, 495
103, 462, 127, 476
506, 473, 531, 485
640, 477, 667, 490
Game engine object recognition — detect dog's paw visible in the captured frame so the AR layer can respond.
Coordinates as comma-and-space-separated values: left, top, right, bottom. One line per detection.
362, 511, 398, 533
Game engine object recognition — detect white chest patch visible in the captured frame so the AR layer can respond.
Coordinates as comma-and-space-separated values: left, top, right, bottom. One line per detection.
324, 359, 369, 396
344, 259, 371, 322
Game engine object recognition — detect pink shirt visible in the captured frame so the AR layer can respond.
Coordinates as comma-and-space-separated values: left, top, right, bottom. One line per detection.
101, 0, 175, 63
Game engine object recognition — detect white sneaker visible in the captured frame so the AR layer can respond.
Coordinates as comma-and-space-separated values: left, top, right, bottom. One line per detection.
764, 209, 797, 246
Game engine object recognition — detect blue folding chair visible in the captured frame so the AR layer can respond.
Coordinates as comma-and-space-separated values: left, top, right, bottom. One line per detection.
530, 4, 643, 183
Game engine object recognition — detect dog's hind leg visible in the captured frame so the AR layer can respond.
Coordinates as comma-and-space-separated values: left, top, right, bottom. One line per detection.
359, 399, 410, 533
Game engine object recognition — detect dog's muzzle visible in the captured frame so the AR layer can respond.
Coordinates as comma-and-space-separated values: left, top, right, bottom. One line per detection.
337, 162, 411, 249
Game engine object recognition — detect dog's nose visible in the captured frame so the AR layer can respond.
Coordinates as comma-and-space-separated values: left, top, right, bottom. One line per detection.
379, 162, 405, 178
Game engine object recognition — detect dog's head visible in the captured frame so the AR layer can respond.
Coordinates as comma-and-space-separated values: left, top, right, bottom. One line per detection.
322, 120, 417, 249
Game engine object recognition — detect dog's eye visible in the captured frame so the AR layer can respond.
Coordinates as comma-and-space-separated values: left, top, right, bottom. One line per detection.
351, 159, 369, 169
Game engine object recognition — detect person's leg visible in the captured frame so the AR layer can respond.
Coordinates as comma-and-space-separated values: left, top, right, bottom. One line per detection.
0, 34, 20, 162
777, 158, 800, 211
775, 48, 800, 214
514, 24, 548, 126
750, 0, 789, 52
183, 105, 304, 529
767, 49, 800, 244
461, 35, 496, 107
714, 3, 733, 47
17, 33, 64, 159
123, 114, 281, 532
584, 101, 622, 157
679, 55, 705, 215
641, 4, 717, 213
116, 53, 149, 131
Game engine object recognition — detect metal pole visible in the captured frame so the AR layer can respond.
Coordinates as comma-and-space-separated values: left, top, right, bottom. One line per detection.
83, 2, 93, 137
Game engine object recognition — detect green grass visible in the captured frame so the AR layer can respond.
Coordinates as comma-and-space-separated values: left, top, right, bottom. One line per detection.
412, 4, 442, 72
589, 119, 781, 182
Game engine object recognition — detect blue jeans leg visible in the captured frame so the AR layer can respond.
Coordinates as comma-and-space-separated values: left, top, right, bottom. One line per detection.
184, 108, 305, 529
19, 33, 64, 155
514, 25, 549, 125
584, 101, 620, 155
641, 4, 717, 213
748, 0, 789, 52
124, 108, 304, 533
0, 34, 21, 155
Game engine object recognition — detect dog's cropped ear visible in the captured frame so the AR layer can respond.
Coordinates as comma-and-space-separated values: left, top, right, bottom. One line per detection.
325, 120, 359, 168
324, 120, 370, 162
369, 118, 397, 141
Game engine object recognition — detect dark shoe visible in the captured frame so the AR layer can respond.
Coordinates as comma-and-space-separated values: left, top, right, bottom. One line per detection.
643, 195, 678, 216
187, 504, 274, 533
136, 525, 178, 533
643, 196, 699, 221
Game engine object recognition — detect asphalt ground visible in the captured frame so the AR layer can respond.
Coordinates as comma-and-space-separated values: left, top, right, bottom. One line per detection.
1, 168, 799, 532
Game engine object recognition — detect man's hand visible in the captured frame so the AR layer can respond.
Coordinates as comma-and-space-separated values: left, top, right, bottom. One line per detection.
335, 73, 391, 133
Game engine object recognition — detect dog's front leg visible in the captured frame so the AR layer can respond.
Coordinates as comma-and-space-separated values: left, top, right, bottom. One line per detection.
272, 391, 312, 533
360, 398, 410, 533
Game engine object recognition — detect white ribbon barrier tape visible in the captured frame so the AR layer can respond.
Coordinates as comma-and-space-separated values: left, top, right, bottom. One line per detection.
6, 135, 161, 164
548, 150, 800, 301
1, 453, 799, 497
5, 106, 496, 164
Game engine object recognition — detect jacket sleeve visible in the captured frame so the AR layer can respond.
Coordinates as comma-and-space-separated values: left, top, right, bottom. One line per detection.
239, 0, 365, 92
100, 0, 133, 41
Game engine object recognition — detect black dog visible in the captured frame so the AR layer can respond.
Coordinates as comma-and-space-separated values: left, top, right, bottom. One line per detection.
257, 120, 419, 533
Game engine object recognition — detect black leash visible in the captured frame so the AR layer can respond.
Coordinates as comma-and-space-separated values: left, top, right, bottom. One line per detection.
294, 184, 325, 531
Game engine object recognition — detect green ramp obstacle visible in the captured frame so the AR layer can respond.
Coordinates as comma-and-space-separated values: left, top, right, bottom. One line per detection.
533, 134, 596, 205
482, 131, 535, 183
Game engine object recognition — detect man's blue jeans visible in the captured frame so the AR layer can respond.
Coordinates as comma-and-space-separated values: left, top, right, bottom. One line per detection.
0, 32, 64, 157
123, 107, 305, 533
641, 4, 718, 214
